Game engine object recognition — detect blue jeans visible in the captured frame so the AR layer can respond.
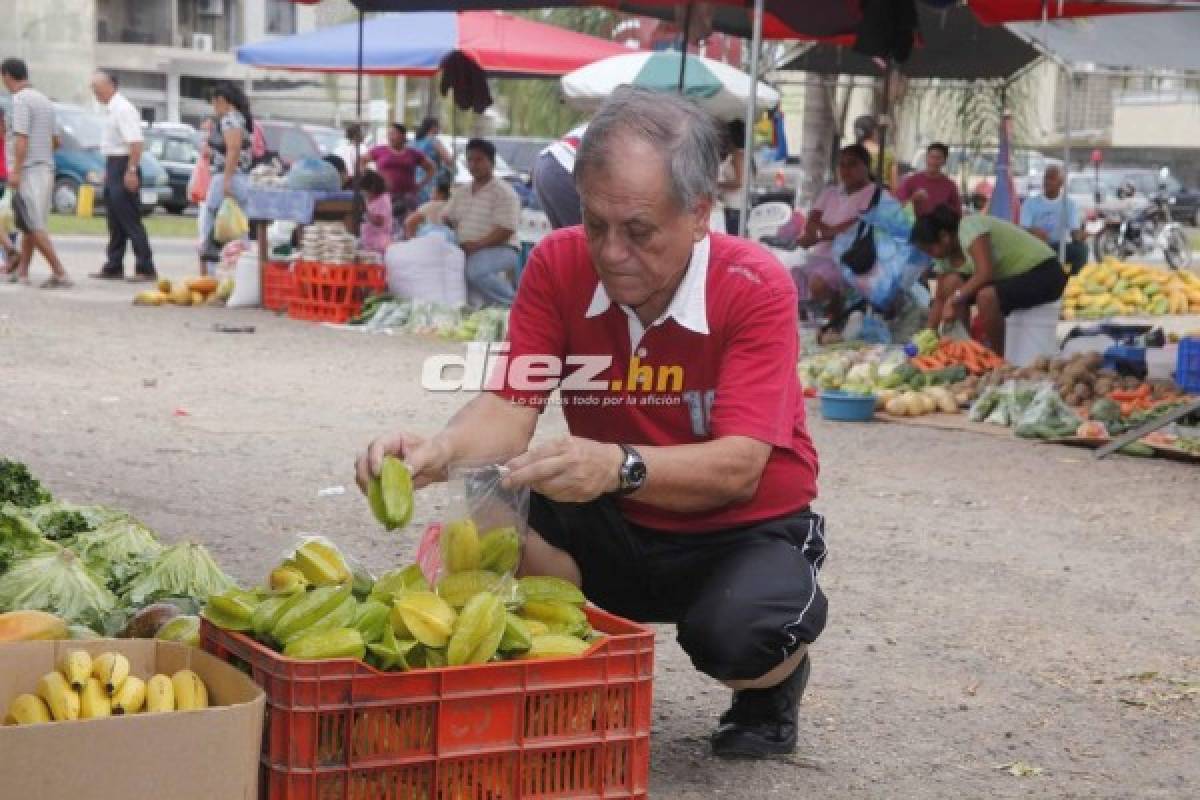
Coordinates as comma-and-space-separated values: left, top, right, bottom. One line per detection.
201, 172, 250, 264
466, 245, 518, 307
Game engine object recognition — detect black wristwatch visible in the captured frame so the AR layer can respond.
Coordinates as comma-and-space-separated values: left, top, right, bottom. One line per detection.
616, 444, 646, 496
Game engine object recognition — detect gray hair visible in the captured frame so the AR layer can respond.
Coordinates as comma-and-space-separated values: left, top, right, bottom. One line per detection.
574, 86, 720, 212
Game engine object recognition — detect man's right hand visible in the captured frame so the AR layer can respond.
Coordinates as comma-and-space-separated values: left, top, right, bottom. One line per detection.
355, 431, 451, 494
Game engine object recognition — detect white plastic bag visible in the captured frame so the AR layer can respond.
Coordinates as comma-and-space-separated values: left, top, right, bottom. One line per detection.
226, 250, 261, 308
0, 191, 13, 238
385, 235, 466, 306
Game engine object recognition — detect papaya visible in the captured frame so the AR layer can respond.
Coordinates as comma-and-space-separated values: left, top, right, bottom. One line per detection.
0, 610, 68, 642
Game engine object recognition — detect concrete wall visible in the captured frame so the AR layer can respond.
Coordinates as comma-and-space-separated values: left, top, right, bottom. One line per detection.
1113, 100, 1200, 148
0, 0, 97, 106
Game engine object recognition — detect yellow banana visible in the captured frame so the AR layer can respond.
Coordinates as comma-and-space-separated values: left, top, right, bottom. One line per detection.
145, 674, 175, 713
59, 649, 93, 691
80, 677, 112, 719
4, 693, 52, 725
172, 669, 208, 711
37, 671, 81, 721
112, 675, 146, 715
93, 652, 131, 694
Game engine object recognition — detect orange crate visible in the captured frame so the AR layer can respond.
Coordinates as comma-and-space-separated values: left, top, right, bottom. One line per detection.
288, 261, 386, 325
201, 607, 654, 800
263, 261, 296, 312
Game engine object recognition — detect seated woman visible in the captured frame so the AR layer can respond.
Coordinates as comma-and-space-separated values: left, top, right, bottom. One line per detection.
910, 204, 1067, 355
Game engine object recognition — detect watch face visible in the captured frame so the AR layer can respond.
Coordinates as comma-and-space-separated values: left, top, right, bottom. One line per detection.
627, 460, 647, 487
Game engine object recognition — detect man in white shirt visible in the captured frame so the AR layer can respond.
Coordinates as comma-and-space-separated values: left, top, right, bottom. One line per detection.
444, 138, 521, 307
90, 70, 157, 282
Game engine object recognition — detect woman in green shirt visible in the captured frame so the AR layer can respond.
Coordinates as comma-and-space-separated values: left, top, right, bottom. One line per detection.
911, 205, 1067, 355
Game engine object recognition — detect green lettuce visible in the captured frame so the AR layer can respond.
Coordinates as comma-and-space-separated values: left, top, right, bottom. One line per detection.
120, 542, 235, 606
0, 549, 117, 629
69, 517, 164, 590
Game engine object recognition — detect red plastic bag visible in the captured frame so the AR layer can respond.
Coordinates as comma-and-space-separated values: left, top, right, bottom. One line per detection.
188, 152, 211, 204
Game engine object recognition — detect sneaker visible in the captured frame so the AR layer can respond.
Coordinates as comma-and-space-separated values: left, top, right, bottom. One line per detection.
710, 655, 810, 760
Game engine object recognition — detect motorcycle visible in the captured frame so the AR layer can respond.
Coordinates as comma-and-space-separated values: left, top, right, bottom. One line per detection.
1088, 190, 1192, 270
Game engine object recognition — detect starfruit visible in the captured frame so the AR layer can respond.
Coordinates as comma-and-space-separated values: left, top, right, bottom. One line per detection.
271, 584, 352, 643
268, 565, 309, 595
283, 627, 366, 661
524, 620, 550, 637
369, 564, 430, 604
382, 456, 414, 530
351, 565, 376, 600
293, 539, 352, 587
479, 526, 520, 573
435, 570, 502, 609
280, 595, 357, 646
421, 647, 448, 668
202, 589, 259, 632
520, 634, 591, 660
447, 593, 506, 666
440, 518, 481, 574
352, 600, 391, 644
393, 591, 457, 648
389, 604, 412, 639
250, 595, 294, 639
518, 576, 585, 607
366, 625, 420, 671
520, 599, 590, 638
498, 612, 532, 655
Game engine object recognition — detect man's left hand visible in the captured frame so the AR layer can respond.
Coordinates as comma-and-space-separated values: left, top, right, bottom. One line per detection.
123, 170, 139, 193
503, 436, 624, 502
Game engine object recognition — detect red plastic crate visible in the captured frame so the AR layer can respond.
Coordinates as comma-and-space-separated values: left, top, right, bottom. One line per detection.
201, 607, 654, 800
287, 261, 387, 325
263, 261, 297, 312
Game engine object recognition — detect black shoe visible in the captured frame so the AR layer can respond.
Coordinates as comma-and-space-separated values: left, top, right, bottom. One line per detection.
710, 654, 810, 760
126, 272, 157, 283
89, 270, 124, 280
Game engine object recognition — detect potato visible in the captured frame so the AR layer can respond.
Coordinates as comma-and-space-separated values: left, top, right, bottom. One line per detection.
885, 395, 909, 416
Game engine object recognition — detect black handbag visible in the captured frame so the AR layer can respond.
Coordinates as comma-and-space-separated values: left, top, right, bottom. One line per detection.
840, 184, 884, 276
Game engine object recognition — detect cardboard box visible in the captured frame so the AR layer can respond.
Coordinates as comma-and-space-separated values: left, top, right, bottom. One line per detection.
0, 639, 265, 800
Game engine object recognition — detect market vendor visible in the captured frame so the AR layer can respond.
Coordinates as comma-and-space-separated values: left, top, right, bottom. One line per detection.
911, 204, 1067, 355
357, 87, 826, 761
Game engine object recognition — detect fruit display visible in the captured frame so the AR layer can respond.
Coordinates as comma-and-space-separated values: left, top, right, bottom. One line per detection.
202, 537, 598, 671
0, 458, 233, 637
133, 276, 233, 308
1061, 260, 1200, 319
3, 648, 209, 725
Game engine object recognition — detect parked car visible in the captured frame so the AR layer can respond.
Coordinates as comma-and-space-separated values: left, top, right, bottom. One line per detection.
301, 124, 345, 156
144, 123, 199, 214
256, 120, 321, 168
52, 104, 170, 216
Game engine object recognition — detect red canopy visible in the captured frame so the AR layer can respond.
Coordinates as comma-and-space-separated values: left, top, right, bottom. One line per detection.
454, 10, 633, 76
966, 0, 1200, 24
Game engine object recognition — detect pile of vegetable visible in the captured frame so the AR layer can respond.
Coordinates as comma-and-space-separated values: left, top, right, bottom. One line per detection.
132, 276, 233, 308
878, 387, 960, 417
350, 297, 510, 342
909, 335, 1006, 376
0, 458, 233, 638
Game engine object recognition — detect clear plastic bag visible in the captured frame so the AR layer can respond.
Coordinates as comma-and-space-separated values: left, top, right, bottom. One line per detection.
969, 380, 1043, 426
419, 465, 527, 608
1014, 384, 1083, 439
213, 197, 249, 244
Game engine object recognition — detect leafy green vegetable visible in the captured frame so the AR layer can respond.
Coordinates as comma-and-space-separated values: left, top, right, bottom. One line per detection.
0, 458, 52, 508
69, 516, 164, 590
120, 542, 235, 606
0, 549, 117, 629
27, 502, 125, 541
0, 503, 57, 572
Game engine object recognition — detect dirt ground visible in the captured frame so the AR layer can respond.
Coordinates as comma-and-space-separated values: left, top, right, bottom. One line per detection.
2, 243, 1197, 799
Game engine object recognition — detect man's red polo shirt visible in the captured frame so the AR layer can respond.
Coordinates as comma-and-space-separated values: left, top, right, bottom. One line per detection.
493, 228, 819, 533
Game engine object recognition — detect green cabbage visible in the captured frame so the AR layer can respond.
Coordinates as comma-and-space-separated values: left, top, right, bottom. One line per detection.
69, 517, 164, 590
0, 549, 117, 628
120, 542, 235, 606
0, 503, 57, 572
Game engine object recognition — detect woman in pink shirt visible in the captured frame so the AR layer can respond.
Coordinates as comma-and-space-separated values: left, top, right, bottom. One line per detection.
358, 170, 393, 255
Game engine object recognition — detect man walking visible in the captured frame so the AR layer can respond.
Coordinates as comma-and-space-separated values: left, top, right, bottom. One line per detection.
1, 58, 72, 287
89, 71, 156, 281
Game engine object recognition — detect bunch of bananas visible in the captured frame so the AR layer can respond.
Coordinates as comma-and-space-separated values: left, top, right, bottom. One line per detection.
202, 536, 597, 670
3, 649, 209, 725
1062, 260, 1200, 320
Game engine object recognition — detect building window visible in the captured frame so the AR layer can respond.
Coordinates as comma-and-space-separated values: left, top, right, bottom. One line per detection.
266, 0, 297, 35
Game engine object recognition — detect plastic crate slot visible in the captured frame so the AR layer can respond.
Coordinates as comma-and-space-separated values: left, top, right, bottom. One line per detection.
605, 687, 632, 732
604, 741, 631, 791
524, 690, 603, 740
315, 772, 345, 800
521, 747, 600, 796
439, 754, 515, 799
348, 765, 433, 800
351, 706, 436, 761
318, 711, 349, 766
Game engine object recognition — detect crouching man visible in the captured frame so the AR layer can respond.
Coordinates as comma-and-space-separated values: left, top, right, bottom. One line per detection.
357, 88, 827, 759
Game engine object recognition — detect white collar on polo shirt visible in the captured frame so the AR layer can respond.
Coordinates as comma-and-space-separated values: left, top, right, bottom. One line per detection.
585, 235, 710, 348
